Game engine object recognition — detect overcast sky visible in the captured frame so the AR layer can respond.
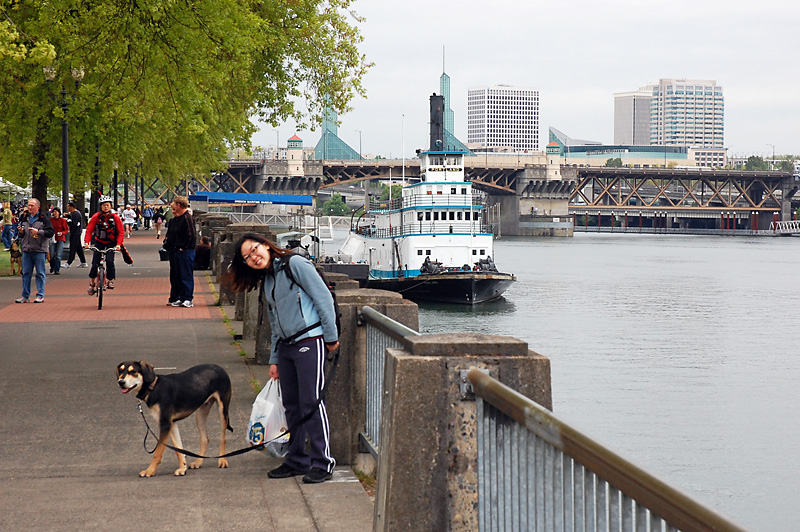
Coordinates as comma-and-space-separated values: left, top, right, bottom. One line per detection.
252, 0, 799, 160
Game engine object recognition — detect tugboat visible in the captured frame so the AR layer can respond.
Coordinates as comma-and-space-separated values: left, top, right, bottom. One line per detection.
339, 148, 515, 304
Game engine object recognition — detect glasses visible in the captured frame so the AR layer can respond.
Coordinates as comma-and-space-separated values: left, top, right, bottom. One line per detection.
242, 242, 261, 263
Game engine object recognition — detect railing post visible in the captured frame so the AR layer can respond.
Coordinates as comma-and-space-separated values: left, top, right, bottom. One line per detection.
374, 333, 552, 532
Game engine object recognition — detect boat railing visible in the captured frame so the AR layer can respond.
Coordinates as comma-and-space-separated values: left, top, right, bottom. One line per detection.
356, 221, 493, 239
369, 193, 486, 212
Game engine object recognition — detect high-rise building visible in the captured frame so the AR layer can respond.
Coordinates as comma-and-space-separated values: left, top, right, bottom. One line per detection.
649, 78, 724, 148
467, 85, 539, 151
613, 87, 653, 145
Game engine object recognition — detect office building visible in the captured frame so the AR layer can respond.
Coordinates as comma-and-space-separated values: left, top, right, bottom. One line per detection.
649, 78, 724, 148
614, 87, 653, 145
467, 85, 539, 151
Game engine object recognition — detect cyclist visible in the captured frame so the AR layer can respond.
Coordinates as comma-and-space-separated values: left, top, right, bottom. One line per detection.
84, 195, 124, 294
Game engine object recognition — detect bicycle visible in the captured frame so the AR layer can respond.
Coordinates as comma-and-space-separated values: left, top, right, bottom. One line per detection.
85, 246, 119, 310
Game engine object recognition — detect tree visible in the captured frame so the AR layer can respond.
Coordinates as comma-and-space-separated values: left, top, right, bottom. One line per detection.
744, 156, 769, 171
0, 1, 370, 204
778, 158, 796, 172
322, 193, 350, 215
605, 157, 623, 167
379, 184, 402, 201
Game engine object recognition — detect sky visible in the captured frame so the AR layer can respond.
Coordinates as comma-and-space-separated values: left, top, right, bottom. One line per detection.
251, 0, 800, 160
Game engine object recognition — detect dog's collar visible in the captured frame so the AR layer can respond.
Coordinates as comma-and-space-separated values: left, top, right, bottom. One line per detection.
136, 376, 158, 401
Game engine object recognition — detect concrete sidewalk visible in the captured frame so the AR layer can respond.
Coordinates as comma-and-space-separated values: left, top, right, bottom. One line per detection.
0, 231, 374, 532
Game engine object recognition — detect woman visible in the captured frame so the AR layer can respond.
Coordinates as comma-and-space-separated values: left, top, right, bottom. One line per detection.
48, 207, 69, 275
224, 232, 338, 484
84, 195, 124, 293
153, 206, 164, 239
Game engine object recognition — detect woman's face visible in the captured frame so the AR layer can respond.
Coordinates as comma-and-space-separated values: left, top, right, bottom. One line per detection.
240, 239, 270, 270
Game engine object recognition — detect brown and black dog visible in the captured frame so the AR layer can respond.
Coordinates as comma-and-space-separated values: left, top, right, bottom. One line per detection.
9, 240, 21, 275
116, 361, 233, 477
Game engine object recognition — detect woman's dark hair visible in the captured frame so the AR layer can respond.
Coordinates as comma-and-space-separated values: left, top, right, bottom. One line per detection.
221, 232, 292, 293
52, 207, 61, 216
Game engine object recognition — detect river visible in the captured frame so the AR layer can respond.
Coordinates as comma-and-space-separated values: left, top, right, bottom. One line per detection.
414, 233, 800, 531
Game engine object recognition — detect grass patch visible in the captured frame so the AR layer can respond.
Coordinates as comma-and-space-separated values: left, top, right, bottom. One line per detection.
0, 251, 12, 277
250, 378, 262, 394
354, 469, 377, 497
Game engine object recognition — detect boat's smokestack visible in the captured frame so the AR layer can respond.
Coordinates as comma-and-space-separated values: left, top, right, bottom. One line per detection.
429, 93, 444, 151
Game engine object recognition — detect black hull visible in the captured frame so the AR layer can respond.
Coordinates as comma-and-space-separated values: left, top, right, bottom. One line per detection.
365, 272, 515, 305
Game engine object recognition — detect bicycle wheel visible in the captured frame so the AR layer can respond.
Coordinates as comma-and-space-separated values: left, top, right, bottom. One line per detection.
97, 264, 105, 310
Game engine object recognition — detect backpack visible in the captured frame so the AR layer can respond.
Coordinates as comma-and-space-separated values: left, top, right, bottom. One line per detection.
93, 213, 117, 244
263, 253, 342, 345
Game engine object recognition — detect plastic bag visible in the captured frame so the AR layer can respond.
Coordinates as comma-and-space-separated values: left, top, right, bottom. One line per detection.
247, 379, 290, 458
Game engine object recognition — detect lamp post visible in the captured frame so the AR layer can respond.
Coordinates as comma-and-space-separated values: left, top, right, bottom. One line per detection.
44, 66, 84, 210
767, 144, 775, 170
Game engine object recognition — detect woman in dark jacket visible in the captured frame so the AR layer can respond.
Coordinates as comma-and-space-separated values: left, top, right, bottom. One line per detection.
223, 232, 338, 484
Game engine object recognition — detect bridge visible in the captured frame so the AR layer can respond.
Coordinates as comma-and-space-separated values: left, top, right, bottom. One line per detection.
174, 159, 799, 235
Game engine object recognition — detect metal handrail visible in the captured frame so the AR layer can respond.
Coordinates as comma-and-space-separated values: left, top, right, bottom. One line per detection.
360, 305, 420, 456
468, 368, 749, 532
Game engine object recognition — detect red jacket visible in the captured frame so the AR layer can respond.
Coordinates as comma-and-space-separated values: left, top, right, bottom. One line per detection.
51, 217, 70, 242
85, 211, 124, 246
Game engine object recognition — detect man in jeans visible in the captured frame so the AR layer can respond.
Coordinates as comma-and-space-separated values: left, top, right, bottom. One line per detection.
163, 196, 196, 307
15, 198, 54, 303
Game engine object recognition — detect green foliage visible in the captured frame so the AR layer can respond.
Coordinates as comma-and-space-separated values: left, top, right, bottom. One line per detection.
379, 184, 402, 201
744, 156, 769, 171
778, 158, 796, 172
322, 193, 351, 215
0, 0, 370, 197
605, 157, 623, 167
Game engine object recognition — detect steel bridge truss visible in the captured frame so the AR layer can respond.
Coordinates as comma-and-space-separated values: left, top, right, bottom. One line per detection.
570, 168, 793, 214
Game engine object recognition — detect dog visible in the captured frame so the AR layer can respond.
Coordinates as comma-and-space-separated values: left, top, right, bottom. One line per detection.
9, 240, 22, 275
116, 361, 233, 477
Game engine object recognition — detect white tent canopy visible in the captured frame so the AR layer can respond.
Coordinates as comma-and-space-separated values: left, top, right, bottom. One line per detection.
0, 177, 28, 196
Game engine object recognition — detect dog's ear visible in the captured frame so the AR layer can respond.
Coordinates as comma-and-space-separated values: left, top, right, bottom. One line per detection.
139, 361, 155, 383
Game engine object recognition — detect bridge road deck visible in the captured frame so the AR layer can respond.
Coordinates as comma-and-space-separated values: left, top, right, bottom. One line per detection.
0, 232, 373, 532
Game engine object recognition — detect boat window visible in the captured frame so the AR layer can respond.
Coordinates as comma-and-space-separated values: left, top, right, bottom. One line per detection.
465, 212, 471, 220
433, 212, 439, 221
437, 190, 443, 194
451, 187, 456, 194
417, 250, 423, 255
449, 212, 455, 220
472, 249, 477, 255
417, 212, 423, 221
480, 249, 486, 255
425, 212, 431, 220
461, 188, 467, 194
426, 250, 431, 255
457, 212, 462, 220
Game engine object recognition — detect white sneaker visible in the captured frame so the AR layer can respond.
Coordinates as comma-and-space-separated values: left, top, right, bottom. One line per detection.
181, 300, 194, 308
171, 300, 183, 307
63, 263, 71, 268
78, 263, 88, 268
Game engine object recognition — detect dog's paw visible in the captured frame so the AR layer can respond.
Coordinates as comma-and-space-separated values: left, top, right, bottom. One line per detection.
139, 468, 156, 478
188, 459, 204, 469
218, 458, 229, 469
174, 466, 187, 476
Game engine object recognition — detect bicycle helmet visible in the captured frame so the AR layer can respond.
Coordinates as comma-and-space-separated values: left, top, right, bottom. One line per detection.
98, 195, 113, 206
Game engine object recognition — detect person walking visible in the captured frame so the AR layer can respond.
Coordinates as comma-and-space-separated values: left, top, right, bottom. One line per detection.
153, 206, 164, 239
15, 198, 54, 303
122, 204, 136, 238
162, 196, 196, 307
84, 196, 124, 293
143, 204, 153, 230
64, 202, 87, 268
2, 201, 13, 251
223, 232, 338, 484
48, 207, 69, 275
